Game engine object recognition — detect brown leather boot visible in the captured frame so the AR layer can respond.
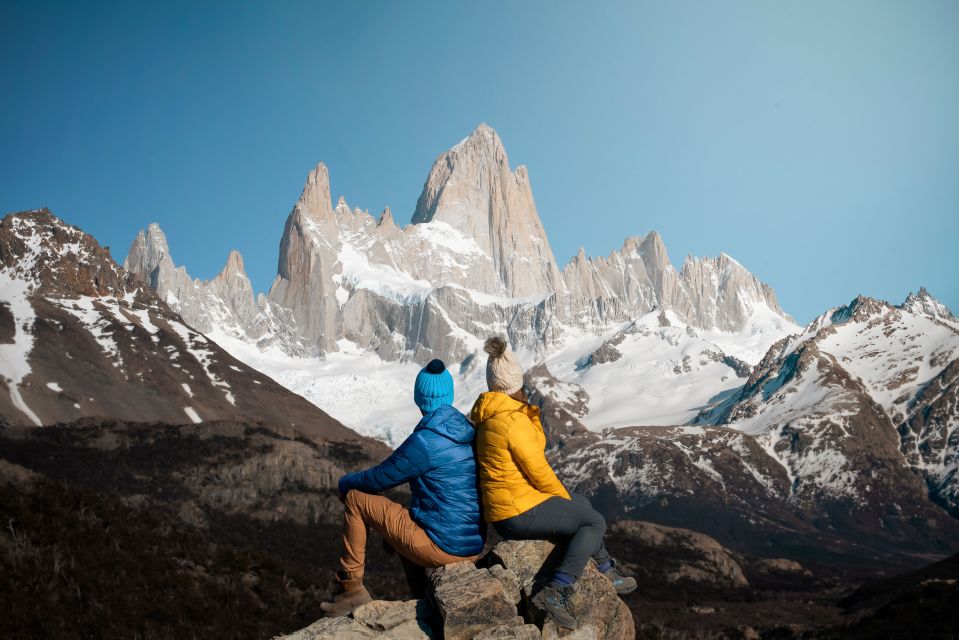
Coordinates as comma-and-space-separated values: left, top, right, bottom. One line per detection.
320, 571, 372, 617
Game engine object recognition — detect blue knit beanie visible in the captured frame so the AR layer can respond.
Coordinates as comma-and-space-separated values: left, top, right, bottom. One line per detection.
414, 359, 454, 414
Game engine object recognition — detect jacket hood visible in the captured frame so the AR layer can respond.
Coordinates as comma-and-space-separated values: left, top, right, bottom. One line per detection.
415, 404, 474, 444
470, 391, 539, 425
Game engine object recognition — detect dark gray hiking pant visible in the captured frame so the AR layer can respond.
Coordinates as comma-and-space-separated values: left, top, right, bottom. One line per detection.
492, 492, 610, 579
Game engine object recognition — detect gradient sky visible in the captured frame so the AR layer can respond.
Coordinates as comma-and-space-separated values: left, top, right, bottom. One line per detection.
2, 1, 957, 323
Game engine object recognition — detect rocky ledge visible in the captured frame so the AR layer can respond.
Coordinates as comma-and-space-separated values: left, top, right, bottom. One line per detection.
277, 539, 635, 640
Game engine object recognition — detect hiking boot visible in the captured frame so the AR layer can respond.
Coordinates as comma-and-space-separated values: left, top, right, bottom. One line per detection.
319, 583, 372, 617
600, 559, 637, 595
532, 583, 577, 629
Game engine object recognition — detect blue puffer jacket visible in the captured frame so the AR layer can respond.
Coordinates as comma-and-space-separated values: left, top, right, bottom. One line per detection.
338, 404, 485, 557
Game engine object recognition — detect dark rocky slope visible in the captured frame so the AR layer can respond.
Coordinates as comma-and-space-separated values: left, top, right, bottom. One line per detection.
0, 419, 394, 640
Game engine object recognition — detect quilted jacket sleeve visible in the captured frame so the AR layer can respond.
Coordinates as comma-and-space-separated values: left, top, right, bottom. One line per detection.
507, 417, 571, 500
338, 431, 431, 495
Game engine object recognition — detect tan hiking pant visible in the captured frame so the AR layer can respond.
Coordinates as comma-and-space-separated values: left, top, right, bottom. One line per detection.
339, 489, 478, 585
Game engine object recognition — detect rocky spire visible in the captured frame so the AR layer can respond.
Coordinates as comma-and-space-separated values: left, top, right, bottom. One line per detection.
411, 124, 564, 298
215, 249, 246, 282
294, 163, 335, 224
123, 223, 171, 289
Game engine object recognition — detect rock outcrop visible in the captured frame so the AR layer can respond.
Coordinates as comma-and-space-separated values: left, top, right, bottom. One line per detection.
608, 521, 747, 589
275, 540, 635, 640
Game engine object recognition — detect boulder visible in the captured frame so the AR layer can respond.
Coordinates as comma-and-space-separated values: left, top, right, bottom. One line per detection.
431, 561, 522, 640
278, 540, 636, 639
755, 558, 812, 576
474, 624, 542, 639
274, 615, 379, 639
274, 600, 431, 640
491, 540, 635, 640
610, 521, 748, 589
352, 599, 431, 635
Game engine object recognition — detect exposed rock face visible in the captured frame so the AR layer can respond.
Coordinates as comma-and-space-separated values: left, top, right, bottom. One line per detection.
123, 222, 276, 347
490, 539, 634, 640
430, 561, 522, 639
127, 124, 794, 366
412, 123, 564, 299
0, 209, 379, 444
524, 363, 591, 446
562, 240, 791, 333
278, 600, 433, 639
248, 136, 570, 361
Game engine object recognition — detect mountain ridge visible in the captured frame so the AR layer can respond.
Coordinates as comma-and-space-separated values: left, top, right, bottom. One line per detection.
126, 123, 797, 367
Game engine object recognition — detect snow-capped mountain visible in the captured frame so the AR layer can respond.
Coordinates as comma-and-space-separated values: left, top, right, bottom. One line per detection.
115, 125, 959, 556
541, 291, 959, 563
124, 124, 799, 442
6, 122, 957, 566
0, 208, 384, 451
695, 292, 959, 517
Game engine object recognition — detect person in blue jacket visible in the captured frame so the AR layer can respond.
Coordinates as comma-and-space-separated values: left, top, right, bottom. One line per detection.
320, 359, 486, 616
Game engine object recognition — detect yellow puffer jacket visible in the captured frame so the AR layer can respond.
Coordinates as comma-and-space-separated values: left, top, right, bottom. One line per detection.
470, 391, 571, 522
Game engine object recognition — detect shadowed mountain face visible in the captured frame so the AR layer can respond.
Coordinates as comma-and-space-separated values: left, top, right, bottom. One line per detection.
0, 209, 386, 457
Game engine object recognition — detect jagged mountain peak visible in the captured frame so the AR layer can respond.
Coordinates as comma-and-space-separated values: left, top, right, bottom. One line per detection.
638, 231, 670, 269
446, 122, 506, 162
829, 294, 890, 324
218, 249, 246, 280
376, 206, 395, 227
409, 125, 563, 298
411, 124, 523, 227
123, 221, 264, 343
128, 124, 797, 364
1, 209, 134, 299
295, 162, 334, 223
680, 251, 744, 274
124, 222, 170, 279
901, 286, 956, 322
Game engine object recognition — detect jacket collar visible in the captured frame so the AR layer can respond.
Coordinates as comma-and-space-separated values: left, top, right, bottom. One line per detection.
415, 404, 475, 444
470, 391, 540, 425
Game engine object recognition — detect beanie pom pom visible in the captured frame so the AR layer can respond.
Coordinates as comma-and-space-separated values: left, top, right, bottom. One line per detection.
425, 359, 446, 374
484, 336, 508, 358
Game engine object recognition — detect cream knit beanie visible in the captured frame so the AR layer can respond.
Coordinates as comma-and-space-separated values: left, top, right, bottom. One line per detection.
484, 336, 524, 394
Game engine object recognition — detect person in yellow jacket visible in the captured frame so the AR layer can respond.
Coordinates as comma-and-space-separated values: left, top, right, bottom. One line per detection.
471, 337, 636, 630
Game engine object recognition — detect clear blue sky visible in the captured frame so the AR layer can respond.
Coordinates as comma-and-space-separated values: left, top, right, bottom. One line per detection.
2, 1, 957, 323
